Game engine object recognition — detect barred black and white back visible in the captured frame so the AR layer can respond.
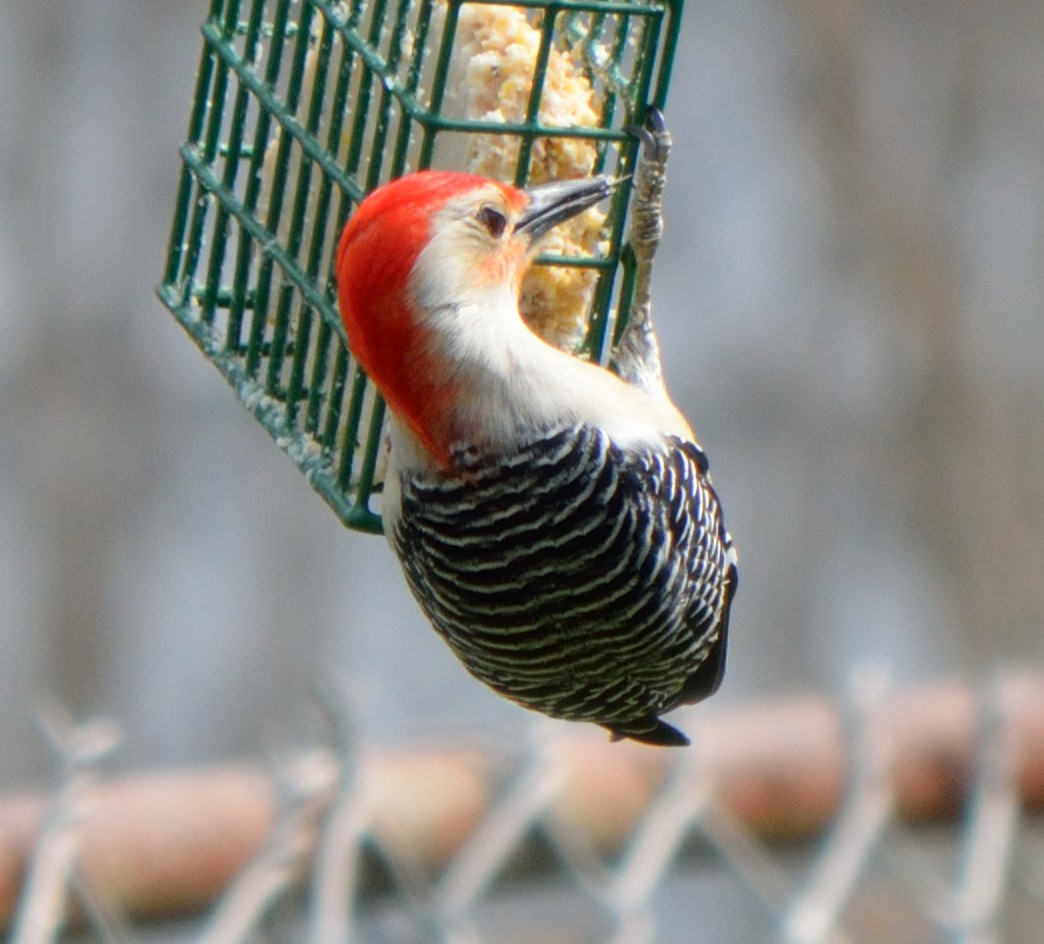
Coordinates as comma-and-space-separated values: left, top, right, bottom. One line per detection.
392, 422, 737, 746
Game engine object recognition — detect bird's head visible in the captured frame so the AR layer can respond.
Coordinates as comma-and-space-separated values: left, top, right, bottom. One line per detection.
336, 170, 614, 464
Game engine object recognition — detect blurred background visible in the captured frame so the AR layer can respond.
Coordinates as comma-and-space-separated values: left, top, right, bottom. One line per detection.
1, 0, 1042, 790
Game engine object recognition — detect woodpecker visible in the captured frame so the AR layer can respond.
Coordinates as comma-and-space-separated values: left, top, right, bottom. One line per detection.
336, 112, 736, 746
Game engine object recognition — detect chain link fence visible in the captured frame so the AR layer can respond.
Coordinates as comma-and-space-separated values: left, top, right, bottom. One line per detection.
4, 671, 1043, 944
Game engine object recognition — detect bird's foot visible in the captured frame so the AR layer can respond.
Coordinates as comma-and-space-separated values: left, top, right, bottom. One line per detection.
625, 106, 671, 266
611, 107, 672, 392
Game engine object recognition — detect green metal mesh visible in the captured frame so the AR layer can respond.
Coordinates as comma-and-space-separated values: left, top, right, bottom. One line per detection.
158, 0, 683, 534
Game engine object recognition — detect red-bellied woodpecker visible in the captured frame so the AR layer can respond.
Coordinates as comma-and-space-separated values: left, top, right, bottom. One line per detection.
336, 112, 736, 746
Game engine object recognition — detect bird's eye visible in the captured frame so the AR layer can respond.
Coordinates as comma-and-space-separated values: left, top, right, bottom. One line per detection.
476, 204, 508, 239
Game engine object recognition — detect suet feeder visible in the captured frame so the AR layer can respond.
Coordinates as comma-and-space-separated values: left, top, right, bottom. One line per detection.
158, 0, 683, 533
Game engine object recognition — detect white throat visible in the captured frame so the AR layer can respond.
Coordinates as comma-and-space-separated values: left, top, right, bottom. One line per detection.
397, 231, 694, 473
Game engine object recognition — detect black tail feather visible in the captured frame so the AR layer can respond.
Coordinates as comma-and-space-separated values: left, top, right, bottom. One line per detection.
605, 717, 690, 747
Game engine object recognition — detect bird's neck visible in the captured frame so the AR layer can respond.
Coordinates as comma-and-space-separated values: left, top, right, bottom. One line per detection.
391, 293, 570, 467
387, 306, 689, 479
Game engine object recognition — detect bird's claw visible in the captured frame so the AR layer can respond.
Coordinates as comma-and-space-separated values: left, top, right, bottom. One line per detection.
625, 106, 671, 165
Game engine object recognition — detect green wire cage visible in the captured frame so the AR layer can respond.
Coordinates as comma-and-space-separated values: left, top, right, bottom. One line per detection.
158, 0, 684, 534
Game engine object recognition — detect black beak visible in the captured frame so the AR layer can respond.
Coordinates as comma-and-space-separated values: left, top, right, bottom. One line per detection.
515, 176, 617, 244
